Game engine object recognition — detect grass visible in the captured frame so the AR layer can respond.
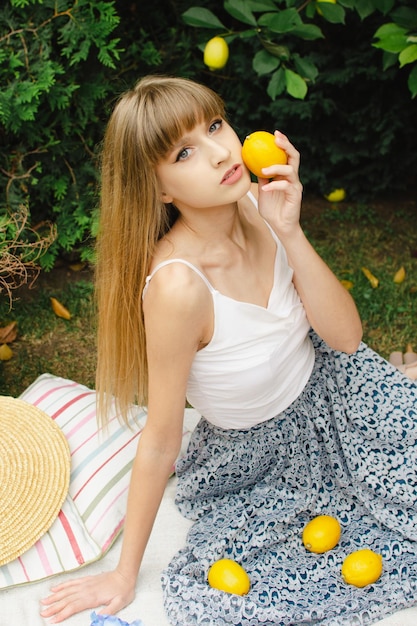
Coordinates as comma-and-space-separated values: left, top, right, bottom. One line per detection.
302, 194, 417, 357
0, 271, 97, 397
0, 193, 416, 398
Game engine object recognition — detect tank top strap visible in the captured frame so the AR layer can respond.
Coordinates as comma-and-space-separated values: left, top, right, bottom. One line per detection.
142, 259, 216, 300
247, 188, 281, 246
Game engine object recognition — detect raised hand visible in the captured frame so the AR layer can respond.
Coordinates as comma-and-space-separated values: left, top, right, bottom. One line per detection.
257, 131, 303, 238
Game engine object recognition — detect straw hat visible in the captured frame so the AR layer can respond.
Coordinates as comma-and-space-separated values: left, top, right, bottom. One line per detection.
0, 396, 71, 566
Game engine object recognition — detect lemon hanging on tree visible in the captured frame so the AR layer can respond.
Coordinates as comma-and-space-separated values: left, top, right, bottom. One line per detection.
204, 37, 229, 71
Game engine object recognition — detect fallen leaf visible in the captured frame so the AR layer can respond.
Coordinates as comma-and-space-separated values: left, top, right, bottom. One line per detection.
69, 262, 86, 272
361, 267, 379, 288
393, 266, 406, 284
340, 279, 354, 290
0, 344, 13, 360
50, 297, 71, 320
0, 321, 18, 343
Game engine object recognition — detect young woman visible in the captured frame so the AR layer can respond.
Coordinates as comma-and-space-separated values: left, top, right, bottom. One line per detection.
41, 75, 417, 625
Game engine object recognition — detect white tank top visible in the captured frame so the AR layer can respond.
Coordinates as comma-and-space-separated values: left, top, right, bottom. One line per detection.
143, 194, 315, 429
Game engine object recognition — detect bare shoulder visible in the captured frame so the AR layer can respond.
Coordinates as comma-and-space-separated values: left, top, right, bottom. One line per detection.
143, 262, 212, 339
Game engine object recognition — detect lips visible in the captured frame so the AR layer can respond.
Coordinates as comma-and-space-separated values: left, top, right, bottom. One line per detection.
221, 164, 242, 185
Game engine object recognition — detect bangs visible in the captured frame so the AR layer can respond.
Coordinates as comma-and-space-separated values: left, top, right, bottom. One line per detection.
135, 77, 226, 164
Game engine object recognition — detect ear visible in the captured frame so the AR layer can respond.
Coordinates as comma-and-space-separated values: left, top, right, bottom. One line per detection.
160, 191, 173, 204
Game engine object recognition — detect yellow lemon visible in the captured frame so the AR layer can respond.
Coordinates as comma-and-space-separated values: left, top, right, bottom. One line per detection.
325, 188, 346, 202
207, 558, 250, 595
242, 131, 287, 178
341, 549, 383, 587
203, 37, 229, 71
302, 515, 341, 553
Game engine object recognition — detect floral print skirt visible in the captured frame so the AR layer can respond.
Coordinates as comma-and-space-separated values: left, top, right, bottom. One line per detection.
162, 335, 417, 625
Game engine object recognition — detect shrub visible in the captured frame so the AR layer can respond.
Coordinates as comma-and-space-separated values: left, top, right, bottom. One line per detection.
0, 0, 121, 269
181, 0, 417, 198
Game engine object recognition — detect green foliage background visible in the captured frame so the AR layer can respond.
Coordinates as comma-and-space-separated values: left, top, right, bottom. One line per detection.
0, 0, 416, 270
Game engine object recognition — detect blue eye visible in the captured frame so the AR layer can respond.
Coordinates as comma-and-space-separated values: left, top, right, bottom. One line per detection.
176, 147, 191, 162
209, 119, 222, 133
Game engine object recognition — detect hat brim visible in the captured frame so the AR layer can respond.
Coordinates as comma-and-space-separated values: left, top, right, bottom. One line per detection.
0, 396, 71, 566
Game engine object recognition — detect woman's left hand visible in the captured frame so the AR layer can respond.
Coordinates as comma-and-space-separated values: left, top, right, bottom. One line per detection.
257, 131, 303, 238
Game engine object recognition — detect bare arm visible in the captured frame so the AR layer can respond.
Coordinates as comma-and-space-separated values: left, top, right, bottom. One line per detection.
40, 266, 210, 622
256, 131, 362, 354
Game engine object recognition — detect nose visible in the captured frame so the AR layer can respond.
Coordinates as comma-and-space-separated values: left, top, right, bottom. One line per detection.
206, 137, 230, 166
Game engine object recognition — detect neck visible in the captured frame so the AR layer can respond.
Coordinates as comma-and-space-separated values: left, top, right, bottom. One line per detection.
175, 201, 244, 244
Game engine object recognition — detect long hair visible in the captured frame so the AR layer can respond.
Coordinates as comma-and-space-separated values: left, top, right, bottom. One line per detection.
95, 75, 226, 425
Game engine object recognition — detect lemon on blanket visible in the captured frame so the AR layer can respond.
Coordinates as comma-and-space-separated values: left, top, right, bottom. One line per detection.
302, 515, 341, 553
341, 549, 383, 587
208, 558, 250, 595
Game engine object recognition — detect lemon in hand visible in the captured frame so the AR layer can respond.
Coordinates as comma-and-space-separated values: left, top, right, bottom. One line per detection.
341, 549, 383, 587
242, 131, 287, 179
302, 515, 341, 553
204, 37, 229, 71
207, 558, 250, 595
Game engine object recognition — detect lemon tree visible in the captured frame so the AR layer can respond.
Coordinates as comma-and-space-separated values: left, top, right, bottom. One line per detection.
182, 2, 417, 100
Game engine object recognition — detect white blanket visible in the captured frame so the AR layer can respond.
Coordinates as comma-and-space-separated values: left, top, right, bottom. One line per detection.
2, 408, 416, 626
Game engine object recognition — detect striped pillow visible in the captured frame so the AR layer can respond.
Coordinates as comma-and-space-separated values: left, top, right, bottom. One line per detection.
0, 373, 191, 589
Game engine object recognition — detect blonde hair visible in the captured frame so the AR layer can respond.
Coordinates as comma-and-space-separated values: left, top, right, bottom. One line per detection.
95, 75, 226, 424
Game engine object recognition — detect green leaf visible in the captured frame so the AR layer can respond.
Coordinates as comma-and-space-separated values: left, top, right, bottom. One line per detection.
381, 50, 398, 71
248, 0, 278, 11
258, 9, 301, 33
390, 7, 417, 30
253, 49, 280, 75
371, 0, 395, 15
373, 23, 409, 53
408, 63, 417, 98
260, 39, 290, 60
182, 7, 226, 29
354, 0, 374, 20
316, 3, 345, 24
284, 68, 308, 99
238, 29, 258, 41
267, 67, 286, 100
225, 0, 257, 26
291, 23, 324, 41
399, 44, 417, 68
293, 55, 319, 81
374, 22, 407, 39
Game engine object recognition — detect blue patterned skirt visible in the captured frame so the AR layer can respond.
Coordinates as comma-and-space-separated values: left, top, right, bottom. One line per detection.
162, 336, 417, 625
